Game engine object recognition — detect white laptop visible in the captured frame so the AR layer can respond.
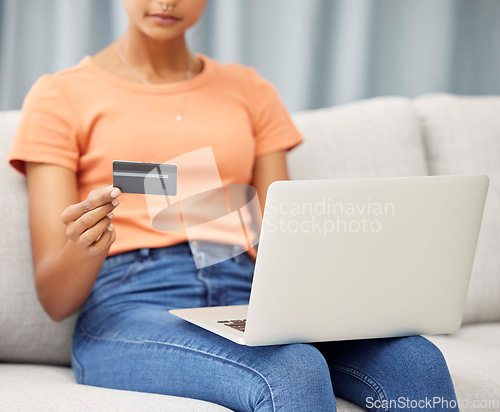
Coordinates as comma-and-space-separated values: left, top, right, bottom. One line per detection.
169, 175, 489, 346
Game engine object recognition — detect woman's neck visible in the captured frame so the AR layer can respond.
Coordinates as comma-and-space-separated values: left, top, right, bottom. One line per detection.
118, 26, 194, 81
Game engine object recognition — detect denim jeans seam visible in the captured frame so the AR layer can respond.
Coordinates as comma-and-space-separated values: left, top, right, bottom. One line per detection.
76, 323, 276, 411
328, 361, 389, 412
196, 262, 216, 306
71, 348, 84, 384
78, 322, 144, 344
142, 339, 277, 412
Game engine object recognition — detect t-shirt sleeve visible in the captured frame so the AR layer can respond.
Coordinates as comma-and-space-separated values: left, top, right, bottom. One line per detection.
246, 67, 304, 157
8, 74, 81, 175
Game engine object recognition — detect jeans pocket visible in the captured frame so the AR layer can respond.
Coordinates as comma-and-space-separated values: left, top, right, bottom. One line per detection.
86, 260, 143, 307
100, 253, 137, 272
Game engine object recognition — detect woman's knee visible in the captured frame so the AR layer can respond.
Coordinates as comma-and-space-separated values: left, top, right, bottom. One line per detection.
250, 343, 336, 411
272, 343, 332, 383
381, 336, 457, 406
398, 336, 452, 380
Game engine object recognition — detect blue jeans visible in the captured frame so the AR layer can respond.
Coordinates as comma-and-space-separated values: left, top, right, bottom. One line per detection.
71, 241, 458, 411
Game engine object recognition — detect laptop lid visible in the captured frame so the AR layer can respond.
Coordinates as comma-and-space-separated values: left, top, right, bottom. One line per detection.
243, 175, 489, 346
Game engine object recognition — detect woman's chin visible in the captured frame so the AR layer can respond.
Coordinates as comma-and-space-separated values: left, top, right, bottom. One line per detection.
140, 26, 186, 42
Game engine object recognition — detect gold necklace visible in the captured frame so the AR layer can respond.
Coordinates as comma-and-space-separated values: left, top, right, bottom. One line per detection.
116, 42, 194, 121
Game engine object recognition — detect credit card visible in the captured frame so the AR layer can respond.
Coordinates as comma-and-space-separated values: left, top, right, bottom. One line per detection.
113, 160, 177, 195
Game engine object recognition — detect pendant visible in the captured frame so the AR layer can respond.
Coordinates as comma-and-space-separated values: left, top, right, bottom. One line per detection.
176, 115, 183, 121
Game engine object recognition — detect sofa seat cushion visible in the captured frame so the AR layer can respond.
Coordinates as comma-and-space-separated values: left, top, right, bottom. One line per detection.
0, 363, 233, 412
0, 363, 364, 411
425, 322, 500, 411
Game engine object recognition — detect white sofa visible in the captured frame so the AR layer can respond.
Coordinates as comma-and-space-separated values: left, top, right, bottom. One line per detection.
1, 94, 499, 411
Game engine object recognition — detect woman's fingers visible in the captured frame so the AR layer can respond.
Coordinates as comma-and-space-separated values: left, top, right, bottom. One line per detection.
88, 222, 116, 256
60, 184, 121, 255
61, 185, 121, 225
66, 203, 116, 240
76, 214, 114, 248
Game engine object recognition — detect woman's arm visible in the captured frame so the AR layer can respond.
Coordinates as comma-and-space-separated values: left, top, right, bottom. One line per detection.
25, 162, 119, 322
251, 149, 290, 217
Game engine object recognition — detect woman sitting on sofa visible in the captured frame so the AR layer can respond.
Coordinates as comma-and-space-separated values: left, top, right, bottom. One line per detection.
8, 0, 459, 410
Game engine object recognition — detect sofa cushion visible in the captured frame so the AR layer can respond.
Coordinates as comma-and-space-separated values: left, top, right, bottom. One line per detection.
288, 97, 428, 179
0, 363, 232, 411
0, 111, 77, 365
414, 94, 500, 323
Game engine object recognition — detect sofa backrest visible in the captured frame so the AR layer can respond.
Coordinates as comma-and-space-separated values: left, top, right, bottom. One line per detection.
288, 97, 428, 179
0, 111, 77, 365
413, 94, 500, 324
288, 94, 500, 326
1, 95, 499, 366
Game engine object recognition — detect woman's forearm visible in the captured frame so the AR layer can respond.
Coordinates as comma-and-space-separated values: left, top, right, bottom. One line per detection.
35, 240, 110, 322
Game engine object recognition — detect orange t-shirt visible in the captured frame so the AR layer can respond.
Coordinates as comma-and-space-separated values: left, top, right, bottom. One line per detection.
9, 54, 303, 260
